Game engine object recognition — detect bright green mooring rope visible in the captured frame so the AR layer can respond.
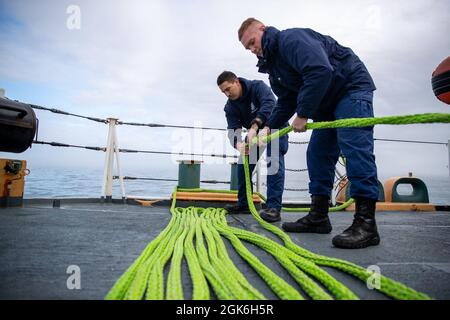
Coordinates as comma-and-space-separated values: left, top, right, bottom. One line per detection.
106, 113, 449, 300
253, 113, 450, 145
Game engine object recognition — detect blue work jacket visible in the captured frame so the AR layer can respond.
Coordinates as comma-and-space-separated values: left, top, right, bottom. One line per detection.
224, 77, 286, 147
258, 26, 376, 127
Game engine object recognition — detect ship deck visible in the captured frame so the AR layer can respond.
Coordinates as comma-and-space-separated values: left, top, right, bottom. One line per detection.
1, 199, 449, 300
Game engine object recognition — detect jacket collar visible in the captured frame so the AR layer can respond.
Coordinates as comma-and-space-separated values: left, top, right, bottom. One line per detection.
236, 77, 251, 101
257, 26, 280, 73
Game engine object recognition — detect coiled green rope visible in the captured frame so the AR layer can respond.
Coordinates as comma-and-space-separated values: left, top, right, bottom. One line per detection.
242, 154, 431, 300
176, 187, 355, 212
240, 113, 450, 300
106, 113, 448, 300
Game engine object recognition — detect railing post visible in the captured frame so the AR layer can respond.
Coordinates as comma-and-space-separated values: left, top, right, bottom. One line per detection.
113, 122, 126, 201
101, 118, 126, 202
101, 119, 114, 202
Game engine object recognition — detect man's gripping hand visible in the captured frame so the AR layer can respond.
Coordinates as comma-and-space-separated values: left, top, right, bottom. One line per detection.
246, 122, 259, 148
235, 142, 249, 155
256, 126, 271, 146
291, 115, 308, 133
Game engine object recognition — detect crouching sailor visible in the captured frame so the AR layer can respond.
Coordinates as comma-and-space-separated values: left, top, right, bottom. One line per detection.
217, 70, 288, 222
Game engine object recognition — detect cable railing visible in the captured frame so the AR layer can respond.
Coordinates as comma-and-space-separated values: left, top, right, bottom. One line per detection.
32, 137, 310, 194
26, 99, 448, 146
111, 176, 311, 193
113, 176, 230, 185
373, 138, 447, 145
8, 98, 448, 199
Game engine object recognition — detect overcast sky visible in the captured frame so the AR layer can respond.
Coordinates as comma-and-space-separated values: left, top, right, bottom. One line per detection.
0, 0, 449, 182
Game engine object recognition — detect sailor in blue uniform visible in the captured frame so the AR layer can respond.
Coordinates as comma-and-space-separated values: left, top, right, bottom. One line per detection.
217, 71, 288, 221
238, 18, 380, 249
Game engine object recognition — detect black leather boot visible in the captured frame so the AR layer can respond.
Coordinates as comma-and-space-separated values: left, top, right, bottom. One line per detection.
224, 203, 251, 214
332, 197, 380, 249
260, 208, 281, 222
282, 195, 332, 233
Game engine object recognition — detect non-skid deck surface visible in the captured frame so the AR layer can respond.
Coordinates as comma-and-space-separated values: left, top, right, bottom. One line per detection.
0, 202, 449, 300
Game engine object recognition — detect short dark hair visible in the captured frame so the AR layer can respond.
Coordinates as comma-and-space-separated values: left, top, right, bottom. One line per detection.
217, 71, 238, 86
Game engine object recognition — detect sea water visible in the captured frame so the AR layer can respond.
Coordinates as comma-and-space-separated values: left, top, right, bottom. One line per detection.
23, 167, 450, 205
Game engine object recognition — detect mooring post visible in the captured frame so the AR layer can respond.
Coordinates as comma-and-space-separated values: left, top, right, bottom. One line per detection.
177, 160, 202, 189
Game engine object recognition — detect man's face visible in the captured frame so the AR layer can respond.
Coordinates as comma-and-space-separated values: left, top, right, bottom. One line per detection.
219, 79, 242, 100
240, 23, 265, 57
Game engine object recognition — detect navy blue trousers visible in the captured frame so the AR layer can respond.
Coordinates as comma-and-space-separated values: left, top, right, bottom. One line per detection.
237, 134, 288, 210
307, 91, 379, 200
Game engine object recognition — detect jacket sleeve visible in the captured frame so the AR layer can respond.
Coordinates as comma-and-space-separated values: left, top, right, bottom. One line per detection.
281, 32, 333, 119
266, 80, 297, 129
254, 81, 276, 125
224, 105, 243, 148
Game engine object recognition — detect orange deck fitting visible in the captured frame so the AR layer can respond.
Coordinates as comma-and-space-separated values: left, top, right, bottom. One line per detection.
133, 199, 162, 206
173, 191, 262, 203
340, 202, 436, 212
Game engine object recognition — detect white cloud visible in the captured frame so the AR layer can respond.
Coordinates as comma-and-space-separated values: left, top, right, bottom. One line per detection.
0, 0, 449, 180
